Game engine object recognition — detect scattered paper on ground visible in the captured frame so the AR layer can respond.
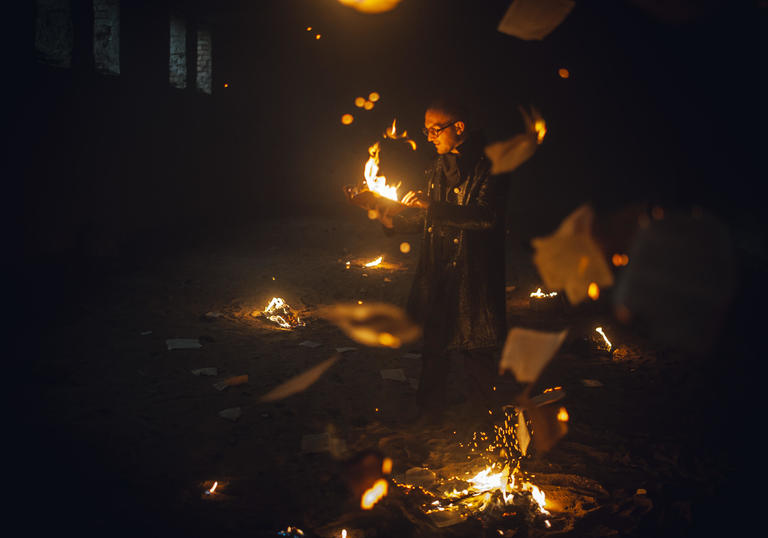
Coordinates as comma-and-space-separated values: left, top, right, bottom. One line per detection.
299, 340, 322, 348
213, 374, 248, 391
301, 432, 347, 455
166, 338, 202, 350
497, 0, 575, 40
336, 346, 358, 353
582, 379, 604, 387
317, 302, 421, 348
260, 354, 340, 402
499, 327, 568, 382
532, 205, 614, 304
380, 368, 407, 382
218, 407, 242, 422
191, 367, 218, 376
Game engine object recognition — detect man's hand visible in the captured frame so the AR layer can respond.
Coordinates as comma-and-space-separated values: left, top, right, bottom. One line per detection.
401, 190, 430, 209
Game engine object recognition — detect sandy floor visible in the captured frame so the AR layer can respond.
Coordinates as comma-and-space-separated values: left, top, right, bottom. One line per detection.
14, 215, 748, 537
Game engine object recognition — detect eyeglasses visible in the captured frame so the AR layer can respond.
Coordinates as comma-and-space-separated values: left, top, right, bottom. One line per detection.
422, 121, 457, 138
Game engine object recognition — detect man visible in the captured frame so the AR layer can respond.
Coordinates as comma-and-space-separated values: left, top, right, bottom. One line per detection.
378, 99, 539, 425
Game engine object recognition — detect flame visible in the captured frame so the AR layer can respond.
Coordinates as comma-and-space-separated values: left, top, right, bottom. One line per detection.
382, 457, 393, 474
595, 327, 612, 349
383, 118, 418, 150
364, 256, 383, 267
341, 530, 347, 538
534, 119, 547, 144
361, 478, 388, 509
306, 27, 312, 31
263, 297, 304, 328
557, 407, 569, 422
467, 465, 509, 493
208, 481, 217, 494
530, 287, 557, 298
315, 34, 322, 40
363, 142, 400, 201
588, 282, 600, 300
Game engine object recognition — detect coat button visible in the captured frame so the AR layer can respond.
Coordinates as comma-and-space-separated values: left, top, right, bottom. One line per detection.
453, 238, 459, 244
453, 187, 460, 194
427, 226, 433, 233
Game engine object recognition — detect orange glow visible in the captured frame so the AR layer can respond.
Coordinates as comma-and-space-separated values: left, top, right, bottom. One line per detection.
208, 481, 218, 494
337, 0, 402, 14
341, 113, 354, 125
400, 242, 411, 253
364, 256, 383, 267
558, 68, 570, 79
557, 407, 569, 422
306, 26, 312, 31
534, 119, 547, 144
378, 332, 400, 347
354, 97, 366, 107
341, 531, 347, 538
361, 478, 388, 509
382, 457, 393, 474
588, 282, 600, 300
363, 100, 374, 110
368, 91, 380, 102
612, 253, 629, 267
223, 83, 229, 88
530, 287, 557, 298
315, 34, 322, 40
595, 326, 612, 349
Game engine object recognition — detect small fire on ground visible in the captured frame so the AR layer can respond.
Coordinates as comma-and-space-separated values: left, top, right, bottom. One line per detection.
257, 297, 305, 329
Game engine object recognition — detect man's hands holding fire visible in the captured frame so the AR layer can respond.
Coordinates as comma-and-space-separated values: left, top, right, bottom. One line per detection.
401, 190, 430, 209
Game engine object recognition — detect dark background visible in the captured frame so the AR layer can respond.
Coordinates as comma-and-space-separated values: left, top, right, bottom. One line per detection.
12, 0, 766, 267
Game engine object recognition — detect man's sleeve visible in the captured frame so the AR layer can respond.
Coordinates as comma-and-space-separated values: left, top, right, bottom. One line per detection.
384, 208, 425, 236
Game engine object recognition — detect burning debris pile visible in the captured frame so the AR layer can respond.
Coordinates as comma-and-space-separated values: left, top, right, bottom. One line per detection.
256, 297, 306, 329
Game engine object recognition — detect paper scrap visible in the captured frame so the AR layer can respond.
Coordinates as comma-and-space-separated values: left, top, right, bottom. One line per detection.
499, 327, 568, 382
581, 379, 604, 387
335, 346, 358, 353
516, 408, 531, 456
213, 374, 249, 391
301, 432, 347, 455
140, 330, 152, 336
402, 352, 422, 360
166, 338, 202, 350
260, 355, 340, 402
497, 0, 575, 41
298, 340, 323, 348
380, 368, 407, 382
191, 367, 218, 376
218, 407, 242, 422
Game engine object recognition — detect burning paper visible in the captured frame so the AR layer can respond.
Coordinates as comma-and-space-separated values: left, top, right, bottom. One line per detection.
484, 107, 545, 175
261, 297, 305, 329
260, 354, 340, 402
317, 302, 421, 348
499, 327, 568, 382
497, 0, 575, 40
531, 205, 614, 304
337, 0, 402, 14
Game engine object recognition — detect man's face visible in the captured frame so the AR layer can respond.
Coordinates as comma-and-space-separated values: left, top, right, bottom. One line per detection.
424, 109, 465, 155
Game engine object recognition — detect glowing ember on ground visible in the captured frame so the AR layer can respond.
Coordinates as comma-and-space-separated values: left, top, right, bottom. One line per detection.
595, 327, 612, 349
530, 287, 557, 298
557, 407, 569, 422
205, 481, 218, 494
364, 256, 383, 267
361, 478, 388, 509
261, 297, 305, 329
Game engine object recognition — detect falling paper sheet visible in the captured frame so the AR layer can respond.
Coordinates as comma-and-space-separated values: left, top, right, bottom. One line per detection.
317, 302, 421, 348
499, 327, 568, 382
260, 354, 340, 402
532, 205, 614, 304
485, 133, 537, 175
516, 408, 531, 456
380, 368, 407, 382
497, 0, 575, 40
166, 338, 202, 350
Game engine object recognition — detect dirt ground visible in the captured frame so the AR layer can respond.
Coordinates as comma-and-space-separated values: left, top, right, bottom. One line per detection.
14, 215, 752, 537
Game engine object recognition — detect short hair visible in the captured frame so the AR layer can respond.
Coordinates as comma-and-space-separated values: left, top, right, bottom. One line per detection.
426, 98, 471, 125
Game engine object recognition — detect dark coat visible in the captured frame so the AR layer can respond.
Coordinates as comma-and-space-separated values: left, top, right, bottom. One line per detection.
388, 132, 507, 351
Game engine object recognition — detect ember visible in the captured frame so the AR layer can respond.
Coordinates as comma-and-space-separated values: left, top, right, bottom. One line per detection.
530, 287, 557, 298
361, 478, 388, 509
364, 256, 383, 267
261, 297, 305, 329
595, 326, 612, 350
